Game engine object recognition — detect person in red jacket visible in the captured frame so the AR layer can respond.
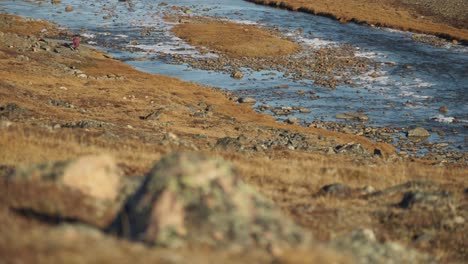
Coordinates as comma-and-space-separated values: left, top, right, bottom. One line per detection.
72, 35, 80, 50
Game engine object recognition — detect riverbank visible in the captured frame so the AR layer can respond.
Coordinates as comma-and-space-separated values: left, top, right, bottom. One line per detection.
1, 14, 468, 263
246, 0, 468, 42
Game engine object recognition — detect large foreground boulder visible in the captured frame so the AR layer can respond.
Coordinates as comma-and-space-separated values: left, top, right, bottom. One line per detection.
2, 155, 127, 228
111, 152, 311, 250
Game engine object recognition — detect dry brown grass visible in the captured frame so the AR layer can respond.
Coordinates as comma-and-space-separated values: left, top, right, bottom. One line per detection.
247, 0, 468, 41
172, 17, 300, 58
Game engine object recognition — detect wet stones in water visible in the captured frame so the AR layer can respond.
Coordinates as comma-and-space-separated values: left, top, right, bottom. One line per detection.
3, 155, 126, 228
299, 108, 311, 113
111, 152, 311, 249
231, 71, 244, 79
335, 112, 369, 122
237, 97, 256, 104
407, 127, 430, 138
398, 191, 453, 209
438, 106, 448, 113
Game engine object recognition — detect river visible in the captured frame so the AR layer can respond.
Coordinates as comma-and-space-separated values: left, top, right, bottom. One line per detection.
1, 0, 467, 155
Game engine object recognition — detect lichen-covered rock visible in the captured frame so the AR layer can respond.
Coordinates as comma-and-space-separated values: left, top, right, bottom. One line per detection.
331, 229, 436, 264
112, 152, 311, 250
2, 155, 127, 228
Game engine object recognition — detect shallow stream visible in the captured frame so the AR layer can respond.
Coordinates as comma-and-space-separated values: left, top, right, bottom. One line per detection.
1, 0, 467, 154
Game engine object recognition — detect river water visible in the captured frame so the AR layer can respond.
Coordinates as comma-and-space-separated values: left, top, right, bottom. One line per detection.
1, 0, 467, 154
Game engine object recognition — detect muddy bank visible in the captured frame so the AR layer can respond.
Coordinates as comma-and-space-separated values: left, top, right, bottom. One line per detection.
245, 0, 468, 42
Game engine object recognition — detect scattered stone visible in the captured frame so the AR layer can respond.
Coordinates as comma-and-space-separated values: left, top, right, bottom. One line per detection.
334, 143, 369, 156
407, 127, 430, 138
111, 152, 311, 249
369, 72, 379, 78
63, 120, 110, 129
275, 85, 289, 89
215, 136, 244, 151
139, 108, 165, 120
2, 155, 126, 228
0, 103, 30, 119
48, 99, 74, 108
65, 6, 74, 12
237, 97, 256, 104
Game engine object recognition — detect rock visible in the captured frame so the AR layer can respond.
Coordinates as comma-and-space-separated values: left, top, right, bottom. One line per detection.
231, 71, 244, 79
331, 229, 435, 264
51, 0, 61, 4
2, 155, 127, 228
334, 143, 369, 156
373, 148, 384, 157
335, 112, 369, 121
65, 6, 74, 12
407, 127, 430, 137
296, 90, 305, 95
298, 108, 311, 113
398, 191, 452, 209
111, 152, 311, 249
438, 106, 448, 113
237, 97, 256, 104
361, 185, 376, 195
403, 64, 413, 70
0, 120, 13, 128
285, 117, 300, 125
452, 39, 459, 45
215, 136, 245, 151
319, 183, 352, 197
276, 85, 289, 89
369, 72, 379, 78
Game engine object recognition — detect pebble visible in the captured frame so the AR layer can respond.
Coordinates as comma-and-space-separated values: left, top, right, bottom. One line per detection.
65, 6, 74, 12
237, 97, 256, 104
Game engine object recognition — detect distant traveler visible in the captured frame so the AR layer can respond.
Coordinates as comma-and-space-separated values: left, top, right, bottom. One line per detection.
72, 35, 80, 50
